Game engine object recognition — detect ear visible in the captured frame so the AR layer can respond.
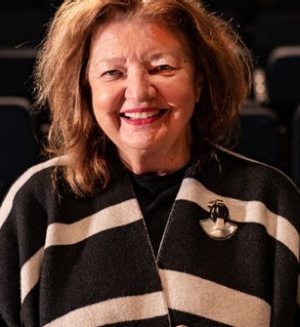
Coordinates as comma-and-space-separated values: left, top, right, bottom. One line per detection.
194, 74, 203, 103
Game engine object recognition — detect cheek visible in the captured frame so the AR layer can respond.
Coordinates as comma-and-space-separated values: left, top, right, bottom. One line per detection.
90, 83, 107, 109
166, 70, 201, 104
90, 84, 120, 117
90, 90, 123, 134
165, 81, 199, 110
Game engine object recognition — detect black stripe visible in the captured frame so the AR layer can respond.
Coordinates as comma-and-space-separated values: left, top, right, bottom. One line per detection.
170, 309, 232, 327
158, 199, 298, 303
197, 149, 300, 230
38, 221, 162, 325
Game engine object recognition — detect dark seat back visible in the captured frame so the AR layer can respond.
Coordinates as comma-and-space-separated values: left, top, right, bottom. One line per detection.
0, 97, 40, 202
233, 100, 279, 168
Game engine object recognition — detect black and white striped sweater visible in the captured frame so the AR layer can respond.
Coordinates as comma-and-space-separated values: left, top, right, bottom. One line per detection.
0, 148, 299, 327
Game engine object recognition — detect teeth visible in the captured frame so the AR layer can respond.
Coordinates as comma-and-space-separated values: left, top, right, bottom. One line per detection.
123, 110, 160, 119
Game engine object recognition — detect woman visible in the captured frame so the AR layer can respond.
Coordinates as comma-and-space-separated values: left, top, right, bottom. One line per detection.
0, 0, 299, 326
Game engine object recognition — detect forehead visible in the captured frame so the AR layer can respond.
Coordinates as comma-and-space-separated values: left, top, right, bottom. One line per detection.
89, 18, 190, 58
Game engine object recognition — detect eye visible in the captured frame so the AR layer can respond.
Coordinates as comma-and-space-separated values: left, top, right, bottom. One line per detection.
150, 64, 176, 74
101, 70, 123, 80
158, 64, 173, 71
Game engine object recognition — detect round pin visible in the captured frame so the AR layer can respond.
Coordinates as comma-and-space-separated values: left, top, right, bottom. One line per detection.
200, 200, 238, 240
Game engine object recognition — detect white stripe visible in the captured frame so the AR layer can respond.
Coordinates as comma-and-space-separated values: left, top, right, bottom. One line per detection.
160, 269, 271, 327
42, 292, 169, 327
21, 247, 44, 302
0, 156, 67, 230
177, 178, 300, 261
21, 198, 142, 301
45, 198, 142, 247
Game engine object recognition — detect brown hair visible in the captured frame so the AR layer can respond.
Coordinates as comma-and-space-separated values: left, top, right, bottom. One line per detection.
34, 0, 252, 195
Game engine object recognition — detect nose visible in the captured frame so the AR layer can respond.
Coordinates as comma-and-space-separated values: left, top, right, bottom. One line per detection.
124, 68, 156, 102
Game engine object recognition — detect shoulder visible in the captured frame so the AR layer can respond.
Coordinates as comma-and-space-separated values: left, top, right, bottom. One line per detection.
7, 155, 67, 193
213, 146, 297, 187
0, 156, 68, 215
197, 146, 300, 225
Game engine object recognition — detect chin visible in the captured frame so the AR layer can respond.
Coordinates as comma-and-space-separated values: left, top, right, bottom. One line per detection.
120, 140, 161, 153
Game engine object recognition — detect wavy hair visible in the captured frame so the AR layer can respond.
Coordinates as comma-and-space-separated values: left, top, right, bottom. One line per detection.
34, 0, 253, 195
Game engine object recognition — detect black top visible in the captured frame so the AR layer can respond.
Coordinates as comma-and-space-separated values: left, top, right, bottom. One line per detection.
128, 167, 186, 255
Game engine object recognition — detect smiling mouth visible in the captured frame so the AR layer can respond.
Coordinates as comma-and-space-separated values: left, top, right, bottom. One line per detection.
120, 109, 167, 120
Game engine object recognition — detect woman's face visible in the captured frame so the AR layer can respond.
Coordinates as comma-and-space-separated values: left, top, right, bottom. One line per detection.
88, 19, 201, 170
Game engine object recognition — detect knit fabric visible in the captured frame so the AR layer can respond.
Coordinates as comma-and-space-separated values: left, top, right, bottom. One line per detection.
0, 147, 299, 327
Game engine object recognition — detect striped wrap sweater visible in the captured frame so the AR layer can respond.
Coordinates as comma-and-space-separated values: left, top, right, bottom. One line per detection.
0, 147, 299, 327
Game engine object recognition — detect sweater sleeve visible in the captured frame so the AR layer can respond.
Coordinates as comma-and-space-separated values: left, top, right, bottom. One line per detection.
0, 168, 49, 327
0, 192, 22, 326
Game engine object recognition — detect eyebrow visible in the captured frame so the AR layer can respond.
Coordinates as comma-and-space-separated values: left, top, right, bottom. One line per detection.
95, 50, 185, 65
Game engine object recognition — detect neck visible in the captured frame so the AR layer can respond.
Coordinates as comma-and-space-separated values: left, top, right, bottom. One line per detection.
118, 146, 191, 175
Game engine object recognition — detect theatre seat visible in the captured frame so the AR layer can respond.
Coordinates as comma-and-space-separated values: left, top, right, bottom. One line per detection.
233, 100, 280, 168
0, 96, 40, 202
